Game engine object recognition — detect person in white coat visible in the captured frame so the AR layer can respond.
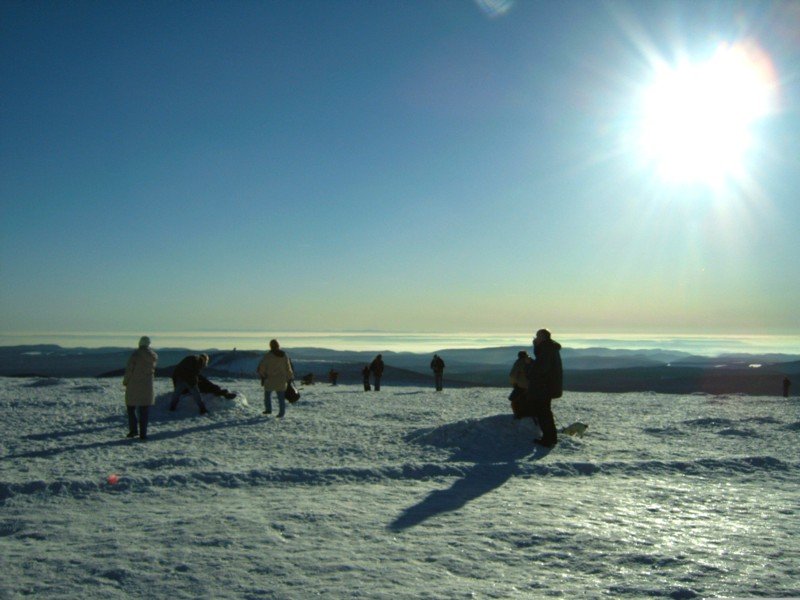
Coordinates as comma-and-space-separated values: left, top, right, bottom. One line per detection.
256, 339, 294, 418
123, 336, 158, 440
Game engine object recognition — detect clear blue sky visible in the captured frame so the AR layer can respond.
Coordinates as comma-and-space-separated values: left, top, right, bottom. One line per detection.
1, 0, 799, 338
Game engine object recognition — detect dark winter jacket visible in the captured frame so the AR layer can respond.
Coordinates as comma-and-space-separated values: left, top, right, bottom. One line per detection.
524, 339, 563, 400
172, 355, 206, 387
509, 357, 528, 390
430, 356, 445, 373
370, 357, 384, 376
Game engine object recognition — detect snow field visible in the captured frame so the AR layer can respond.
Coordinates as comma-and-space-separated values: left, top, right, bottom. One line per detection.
1, 377, 798, 598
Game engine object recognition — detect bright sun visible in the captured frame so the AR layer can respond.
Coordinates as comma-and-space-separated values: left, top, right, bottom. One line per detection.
637, 42, 776, 185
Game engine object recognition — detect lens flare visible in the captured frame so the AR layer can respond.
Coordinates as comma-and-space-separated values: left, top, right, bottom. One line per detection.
637, 41, 778, 185
474, 0, 515, 19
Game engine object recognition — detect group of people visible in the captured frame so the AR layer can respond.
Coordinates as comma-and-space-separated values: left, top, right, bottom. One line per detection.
360, 353, 446, 392
123, 330, 563, 448
122, 337, 296, 440
123, 343, 220, 440
509, 328, 563, 448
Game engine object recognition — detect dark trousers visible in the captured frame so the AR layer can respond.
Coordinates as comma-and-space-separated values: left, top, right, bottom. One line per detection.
127, 405, 150, 438
373, 376, 381, 391
170, 379, 207, 412
434, 372, 443, 391
533, 397, 557, 446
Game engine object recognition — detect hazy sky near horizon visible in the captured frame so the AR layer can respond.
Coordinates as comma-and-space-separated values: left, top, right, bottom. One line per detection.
2, 0, 799, 337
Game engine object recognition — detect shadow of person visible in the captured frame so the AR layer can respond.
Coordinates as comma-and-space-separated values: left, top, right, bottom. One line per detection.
388, 414, 549, 531
4, 416, 265, 460
389, 463, 510, 531
24, 416, 122, 441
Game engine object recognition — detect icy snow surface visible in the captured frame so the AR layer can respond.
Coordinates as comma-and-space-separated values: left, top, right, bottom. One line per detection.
1, 377, 798, 598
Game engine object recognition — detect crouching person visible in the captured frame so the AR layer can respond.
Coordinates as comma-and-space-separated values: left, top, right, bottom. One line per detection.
123, 336, 157, 440
508, 350, 531, 420
169, 353, 210, 415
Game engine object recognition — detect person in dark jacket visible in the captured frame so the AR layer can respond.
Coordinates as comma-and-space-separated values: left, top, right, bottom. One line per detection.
508, 350, 531, 419
430, 354, 445, 391
370, 354, 385, 391
169, 354, 210, 414
197, 374, 236, 399
362, 365, 371, 391
524, 329, 563, 448
328, 369, 339, 386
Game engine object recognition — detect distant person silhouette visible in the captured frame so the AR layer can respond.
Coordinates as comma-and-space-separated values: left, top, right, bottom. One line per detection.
328, 369, 339, 386
430, 354, 445, 391
362, 365, 371, 391
257, 339, 295, 418
524, 329, 563, 448
169, 353, 210, 414
784, 376, 791, 398
123, 336, 157, 440
370, 354, 385, 391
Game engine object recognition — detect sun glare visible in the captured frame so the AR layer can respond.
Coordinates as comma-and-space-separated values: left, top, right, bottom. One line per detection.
637, 42, 776, 185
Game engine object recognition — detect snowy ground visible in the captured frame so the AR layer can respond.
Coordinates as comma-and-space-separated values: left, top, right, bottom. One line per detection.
1, 377, 798, 599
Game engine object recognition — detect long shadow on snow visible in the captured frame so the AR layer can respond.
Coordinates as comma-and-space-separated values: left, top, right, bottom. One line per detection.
2, 417, 264, 460
17, 392, 245, 438
23, 416, 122, 441
389, 414, 547, 531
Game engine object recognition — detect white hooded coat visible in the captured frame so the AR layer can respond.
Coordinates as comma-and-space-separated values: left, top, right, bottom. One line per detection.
123, 346, 158, 406
257, 350, 294, 392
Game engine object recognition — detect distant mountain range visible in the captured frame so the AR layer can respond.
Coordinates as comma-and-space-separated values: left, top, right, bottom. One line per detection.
1, 344, 798, 396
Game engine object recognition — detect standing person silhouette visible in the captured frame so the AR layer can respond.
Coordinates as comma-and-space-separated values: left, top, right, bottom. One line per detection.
430, 354, 445, 391
362, 365, 371, 391
370, 354, 385, 391
524, 329, 563, 448
257, 339, 295, 418
123, 336, 157, 440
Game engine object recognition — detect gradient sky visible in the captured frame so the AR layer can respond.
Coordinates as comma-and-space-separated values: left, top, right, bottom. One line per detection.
2, 0, 799, 338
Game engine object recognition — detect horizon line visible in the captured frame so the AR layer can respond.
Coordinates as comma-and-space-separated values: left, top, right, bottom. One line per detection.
1, 330, 799, 356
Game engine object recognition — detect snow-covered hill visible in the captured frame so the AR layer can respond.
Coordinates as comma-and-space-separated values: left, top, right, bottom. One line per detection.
1, 377, 798, 598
